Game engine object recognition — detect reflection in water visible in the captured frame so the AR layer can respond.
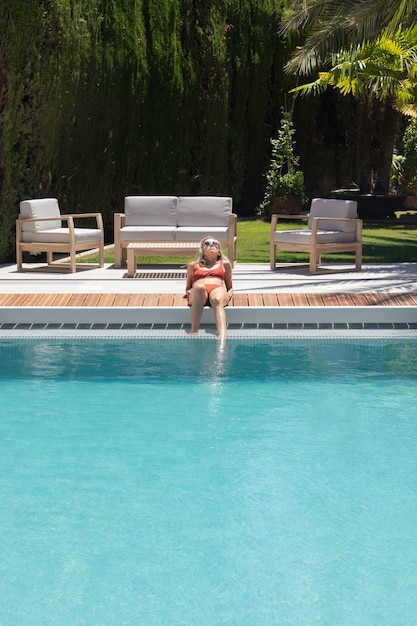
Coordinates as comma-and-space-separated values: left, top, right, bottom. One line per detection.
1, 339, 417, 384
206, 338, 228, 417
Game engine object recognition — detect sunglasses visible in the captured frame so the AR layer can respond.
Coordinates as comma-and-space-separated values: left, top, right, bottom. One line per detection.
204, 239, 220, 247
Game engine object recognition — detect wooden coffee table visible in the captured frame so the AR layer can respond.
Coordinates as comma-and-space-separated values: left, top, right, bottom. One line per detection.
126, 242, 201, 277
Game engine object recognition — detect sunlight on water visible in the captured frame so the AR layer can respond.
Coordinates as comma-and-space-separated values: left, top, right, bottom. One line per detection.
0, 339, 417, 625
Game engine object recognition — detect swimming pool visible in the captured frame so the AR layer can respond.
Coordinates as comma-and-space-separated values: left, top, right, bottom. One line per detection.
1, 338, 417, 625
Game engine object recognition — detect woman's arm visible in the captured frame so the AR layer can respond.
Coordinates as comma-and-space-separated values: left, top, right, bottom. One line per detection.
223, 260, 233, 294
185, 262, 194, 294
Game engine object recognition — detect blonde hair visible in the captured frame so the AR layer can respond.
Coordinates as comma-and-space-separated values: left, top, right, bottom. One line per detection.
195, 237, 226, 266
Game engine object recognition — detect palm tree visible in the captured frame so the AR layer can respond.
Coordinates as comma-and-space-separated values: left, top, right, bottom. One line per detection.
291, 26, 417, 192
282, 0, 417, 74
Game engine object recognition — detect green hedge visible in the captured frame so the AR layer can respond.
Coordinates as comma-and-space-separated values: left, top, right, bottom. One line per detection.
0, 0, 290, 261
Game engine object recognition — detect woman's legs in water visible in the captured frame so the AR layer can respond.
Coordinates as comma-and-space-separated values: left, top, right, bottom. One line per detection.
209, 287, 229, 339
188, 284, 208, 334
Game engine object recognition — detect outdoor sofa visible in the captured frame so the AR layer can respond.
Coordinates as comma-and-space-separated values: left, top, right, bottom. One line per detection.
114, 195, 237, 269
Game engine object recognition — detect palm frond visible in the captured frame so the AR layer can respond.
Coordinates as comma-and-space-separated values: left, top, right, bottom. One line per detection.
283, 0, 417, 74
290, 74, 329, 96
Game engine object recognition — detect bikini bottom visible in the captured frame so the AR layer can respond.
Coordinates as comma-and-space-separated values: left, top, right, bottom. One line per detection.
205, 283, 223, 296
187, 283, 225, 307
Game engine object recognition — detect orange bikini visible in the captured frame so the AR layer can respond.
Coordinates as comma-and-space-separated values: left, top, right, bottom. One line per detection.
192, 260, 225, 296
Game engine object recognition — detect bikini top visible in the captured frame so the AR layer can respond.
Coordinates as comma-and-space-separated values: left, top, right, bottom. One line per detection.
192, 260, 225, 282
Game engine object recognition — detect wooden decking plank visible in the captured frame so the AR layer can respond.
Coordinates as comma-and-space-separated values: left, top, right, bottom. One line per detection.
79, 293, 103, 307
66, 294, 89, 306
391, 293, 416, 306
127, 294, 146, 306
320, 293, 340, 306
98, 294, 116, 306
40, 294, 62, 306
46, 293, 72, 306
248, 293, 265, 306
18, 294, 46, 306
262, 293, 280, 306
379, 294, 402, 306
306, 293, 325, 306
6, 293, 31, 306
158, 294, 176, 306
363, 293, 387, 306
232, 293, 249, 306
0, 294, 16, 305
291, 293, 310, 306
142, 294, 160, 306
335, 293, 356, 307
172, 293, 187, 307
375, 292, 391, 305
113, 294, 131, 307
277, 293, 294, 306
348, 293, 371, 306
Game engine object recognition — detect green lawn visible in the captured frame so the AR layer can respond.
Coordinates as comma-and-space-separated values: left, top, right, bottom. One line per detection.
237, 218, 417, 264
86, 218, 417, 265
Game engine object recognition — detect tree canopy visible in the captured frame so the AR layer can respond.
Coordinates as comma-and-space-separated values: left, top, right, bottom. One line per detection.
283, 0, 417, 74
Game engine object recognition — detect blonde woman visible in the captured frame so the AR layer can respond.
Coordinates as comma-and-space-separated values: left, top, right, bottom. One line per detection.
185, 237, 233, 339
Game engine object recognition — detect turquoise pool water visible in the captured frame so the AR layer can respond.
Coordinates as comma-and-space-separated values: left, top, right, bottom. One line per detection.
1, 338, 417, 625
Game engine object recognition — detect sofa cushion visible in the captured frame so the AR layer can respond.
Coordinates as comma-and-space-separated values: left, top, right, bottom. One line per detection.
274, 229, 357, 245
21, 228, 102, 244
308, 198, 358, 232
20, 198, 62, 232
124, 196, 178, 227
177, 196, 232, 227
120, 226, 176, 242
174, 227, 229, 242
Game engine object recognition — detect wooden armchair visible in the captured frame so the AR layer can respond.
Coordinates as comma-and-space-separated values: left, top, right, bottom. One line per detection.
16, 198, 104, 273
270, 198, 362, 274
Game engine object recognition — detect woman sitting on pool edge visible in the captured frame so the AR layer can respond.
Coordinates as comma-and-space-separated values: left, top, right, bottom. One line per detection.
185, 237, 233, 339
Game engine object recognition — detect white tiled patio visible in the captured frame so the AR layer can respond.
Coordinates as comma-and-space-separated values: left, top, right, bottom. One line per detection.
1, 261, 417, 294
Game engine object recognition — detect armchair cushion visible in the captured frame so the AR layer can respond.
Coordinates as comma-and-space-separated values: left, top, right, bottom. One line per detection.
308, 198, 358, 232
20, 198, 62, 231
21, 228, 103, 244
274, 230, 357, 245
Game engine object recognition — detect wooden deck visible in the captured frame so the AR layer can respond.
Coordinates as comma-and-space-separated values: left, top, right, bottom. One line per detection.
0, 292, 416, 307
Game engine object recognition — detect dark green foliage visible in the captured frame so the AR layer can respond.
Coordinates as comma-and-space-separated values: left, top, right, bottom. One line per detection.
0, 0, 287, 260
398, 119, 417, 191
258, 111, 306, 216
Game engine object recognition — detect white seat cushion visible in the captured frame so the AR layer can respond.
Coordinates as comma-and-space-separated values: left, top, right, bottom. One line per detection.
21, 228, 102, 244
124, 196, 178, 227
20, 198, 62, 231
174, 226, 229, 241
119, 226, 176, 242
274, 230, 356, 245
177, 196, 232, 227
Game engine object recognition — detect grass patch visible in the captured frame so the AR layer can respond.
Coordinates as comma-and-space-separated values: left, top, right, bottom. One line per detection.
84, 218, 417, 265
